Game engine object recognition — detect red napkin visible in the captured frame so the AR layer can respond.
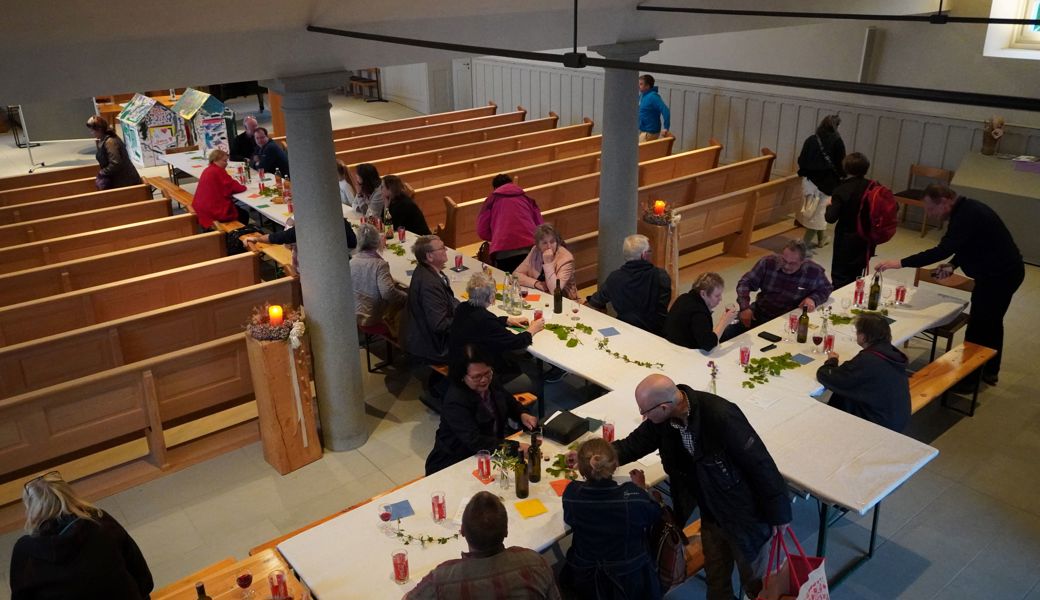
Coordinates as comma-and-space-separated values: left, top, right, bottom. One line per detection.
472, 469, 495, 485
527, 294, 541, 302
248, 194, 261, 199
549, 479, 572, 496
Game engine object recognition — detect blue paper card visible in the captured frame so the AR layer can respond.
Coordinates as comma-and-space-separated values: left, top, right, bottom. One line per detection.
406, 269, 414, 277
387, 500, 414, 520
599, 327, 620, 337
791, 353, 814, 365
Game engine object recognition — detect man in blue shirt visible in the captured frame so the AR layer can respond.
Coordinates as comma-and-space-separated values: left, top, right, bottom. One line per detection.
638, 74, 670, 141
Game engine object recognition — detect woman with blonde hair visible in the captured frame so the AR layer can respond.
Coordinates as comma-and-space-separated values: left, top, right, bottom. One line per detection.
10, 471, 153, 599
663, 271, 737, 351
192, 147, 249, 230
515, 223, 578, 300
561, 438, 662, 599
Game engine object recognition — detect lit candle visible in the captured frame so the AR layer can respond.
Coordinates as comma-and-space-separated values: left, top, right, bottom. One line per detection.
268, 305, 284, 327
653, 200, 666, 216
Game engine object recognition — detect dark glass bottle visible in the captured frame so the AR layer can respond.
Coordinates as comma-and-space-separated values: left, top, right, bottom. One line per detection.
868, 272, 882, 311
528, 431, 542, 483
515, 453, 529, 499
195, 582, 213, 600
796, 306, 809, 343
553, 279, 563, 314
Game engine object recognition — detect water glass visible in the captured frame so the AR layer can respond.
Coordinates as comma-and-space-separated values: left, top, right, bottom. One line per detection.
391, 549, 409, 584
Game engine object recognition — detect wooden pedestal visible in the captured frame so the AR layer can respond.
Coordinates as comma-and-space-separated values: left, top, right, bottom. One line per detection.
245, 335, 322, 474
638, 218, 679, 301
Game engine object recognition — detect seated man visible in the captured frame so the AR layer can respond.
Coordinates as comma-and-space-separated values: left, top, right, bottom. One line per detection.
585, 234, 672, 334
450, 273, 544, 379
251, 127, 290, 177
816, 313, 911, 432
722, 240, 833, 342
405, 491, 560, 599
404, 235, 458, 366
229, 115, 258, 163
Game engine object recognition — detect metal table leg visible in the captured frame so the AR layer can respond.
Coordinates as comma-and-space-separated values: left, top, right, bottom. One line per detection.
816, 500, 881, 589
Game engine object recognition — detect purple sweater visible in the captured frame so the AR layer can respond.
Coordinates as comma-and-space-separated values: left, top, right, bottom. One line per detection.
476, 184, 544, 255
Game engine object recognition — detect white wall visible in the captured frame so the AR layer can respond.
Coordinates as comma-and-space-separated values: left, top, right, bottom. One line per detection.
381, 64, 431, 114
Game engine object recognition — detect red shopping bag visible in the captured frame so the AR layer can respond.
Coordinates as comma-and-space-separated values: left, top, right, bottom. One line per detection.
758, 528, 829, 600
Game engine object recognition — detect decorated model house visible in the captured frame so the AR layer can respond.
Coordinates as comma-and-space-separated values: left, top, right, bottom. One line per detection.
171, 88, 236, 156
117, 93, 187, 167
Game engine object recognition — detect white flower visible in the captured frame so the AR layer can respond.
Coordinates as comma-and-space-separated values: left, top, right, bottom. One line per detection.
289, 320, 306, 349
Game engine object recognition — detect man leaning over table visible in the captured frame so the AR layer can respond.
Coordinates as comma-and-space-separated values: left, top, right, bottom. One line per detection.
875, 182, 1024, 386
574, 374, 791, 600
721, 239, 833, 342
404, 491, 561, 600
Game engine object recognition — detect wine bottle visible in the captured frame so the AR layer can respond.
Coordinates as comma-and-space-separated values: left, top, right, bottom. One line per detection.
796, 306, 809, 343
553, 279, 563, 314
195, 582, 213, 600
867, 272, 882, 311
528, 432, 541, 483
515, 453, 529, 499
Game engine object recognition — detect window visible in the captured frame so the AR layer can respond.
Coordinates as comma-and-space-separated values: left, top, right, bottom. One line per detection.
1011, 0, 1040, 47
984, 0, 1040, 59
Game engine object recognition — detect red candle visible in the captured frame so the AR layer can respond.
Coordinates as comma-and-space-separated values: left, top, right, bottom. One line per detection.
268, 305, 284, 327
653, 200, 666, 216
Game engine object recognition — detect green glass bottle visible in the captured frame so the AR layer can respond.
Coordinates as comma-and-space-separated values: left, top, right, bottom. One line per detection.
796, 305, 809, 343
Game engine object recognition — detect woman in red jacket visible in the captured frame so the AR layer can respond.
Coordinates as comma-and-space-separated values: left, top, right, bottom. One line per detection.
193, 149, 248, 229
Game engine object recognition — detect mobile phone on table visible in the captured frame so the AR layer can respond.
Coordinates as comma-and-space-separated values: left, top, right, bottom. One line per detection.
757, 331, 782, 343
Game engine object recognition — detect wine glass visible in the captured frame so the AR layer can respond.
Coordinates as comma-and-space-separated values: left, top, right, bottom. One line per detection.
520, 288, 529, 308
882, 288, 893, 307
841, 297, 851, 313
725, 303, 739, 325
811, 334, 824, 354
570, 305, 580, 321
236, 572, 255, 599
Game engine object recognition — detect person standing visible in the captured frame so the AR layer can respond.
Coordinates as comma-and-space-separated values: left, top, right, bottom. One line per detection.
797, 115, 845, 249
86, 115, 141, 190
638, 74, 670, 142
875, 183, 1024, 386
826, 152, 873, 288
585, 234, 672, 334
476, 174, 544, 273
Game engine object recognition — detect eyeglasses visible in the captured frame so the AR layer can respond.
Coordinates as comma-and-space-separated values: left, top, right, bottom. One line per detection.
639, 401, 673, 417
24, 470, 61, 491
465, 368, 494, 382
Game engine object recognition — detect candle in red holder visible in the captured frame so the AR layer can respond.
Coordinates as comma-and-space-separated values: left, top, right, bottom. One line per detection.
653, 200, 666, 216
268, 305, 284, 327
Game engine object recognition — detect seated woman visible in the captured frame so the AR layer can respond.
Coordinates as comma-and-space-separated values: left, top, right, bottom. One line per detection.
476, 174, 544, 273
663, 272, 738, 352
337, 159, 357, 207
354, 163, 386, 219
351, 223, 407, 337
515, 223, 578, 300
383, 174, 431, 235
424, 344, 538, 475
11, 471, 153, 599
193, 149, 248, 230
561, 438, 662, 600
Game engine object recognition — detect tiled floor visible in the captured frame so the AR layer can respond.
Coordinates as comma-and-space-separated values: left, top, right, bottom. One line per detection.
3, 97, 1040, 599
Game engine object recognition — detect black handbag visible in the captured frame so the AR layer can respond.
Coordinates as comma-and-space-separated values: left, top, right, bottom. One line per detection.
542, 410, 589, 445
225, 225, 262, 255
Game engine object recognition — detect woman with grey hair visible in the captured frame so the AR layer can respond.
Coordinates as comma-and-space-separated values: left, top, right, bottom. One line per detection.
351, 223, 408, 336
11, 471, 153, 599
449, 272, 544, 365
515, 223, 578, 300
664, 271, 738, 351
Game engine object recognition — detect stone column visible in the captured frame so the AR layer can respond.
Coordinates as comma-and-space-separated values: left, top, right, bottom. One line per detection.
588, 40, 661, 284
262, 72, 367, 451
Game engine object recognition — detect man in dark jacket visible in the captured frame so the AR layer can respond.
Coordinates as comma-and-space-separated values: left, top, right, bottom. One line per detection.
816, 314, 911, 432
586, 234, 672, 334
610, 374, 791, 600
875, 182, 1024, 385
229, 115, 258, 162
404, 235, 459, 364
251, 127, 290, 177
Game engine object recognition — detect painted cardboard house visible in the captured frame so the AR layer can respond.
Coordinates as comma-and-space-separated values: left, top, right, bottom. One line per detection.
117, 94, 186, 167
171, 88, 235, 156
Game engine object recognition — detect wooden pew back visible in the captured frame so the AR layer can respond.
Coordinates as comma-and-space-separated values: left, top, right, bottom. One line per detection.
334, 114, 559, 166
0, 185, 153, 225
275, 102, 497, 144
332, 108, 526, 153
0, 254, 260, 346
0, 178, 97, 207
0, 232, 225, 306
0, 214, 197, 275
0, 165, 97, 192
0, 278, 297, 399
636, 150, 776, 211
0, 199, 172, 248
353, 120, 593, 181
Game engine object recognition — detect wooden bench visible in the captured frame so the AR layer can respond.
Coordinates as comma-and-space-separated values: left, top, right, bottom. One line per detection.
0, 199, 172, 248
153, 549, 307, 600
335, 113, 560, 166
0, 177, 98, 207
240, 233, 297, 277
0, 213, 198, 274
0, 164, 97, 192
0, 253, 259, 346
0, 277, 297, 399
152, 557, 237, 599
144, 176, 244, 232
909, 342, 997, 417
683, 519, 706, 578
413, 136, 678, 231
332, 108, 527, 153
353, 119, 593, 182
0, 232, 225, 306
275, 102, 497, 145
0, 184, 153, 225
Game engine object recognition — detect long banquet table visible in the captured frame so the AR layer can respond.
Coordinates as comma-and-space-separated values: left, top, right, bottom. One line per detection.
272, 202, 966, 597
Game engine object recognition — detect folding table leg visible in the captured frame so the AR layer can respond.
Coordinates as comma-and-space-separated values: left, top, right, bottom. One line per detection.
819, 501, 882, 590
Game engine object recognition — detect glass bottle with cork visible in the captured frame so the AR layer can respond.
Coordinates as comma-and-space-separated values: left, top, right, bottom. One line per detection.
514, 452, 529, 499
527, 430, 542, 483
796, 305, 809, 343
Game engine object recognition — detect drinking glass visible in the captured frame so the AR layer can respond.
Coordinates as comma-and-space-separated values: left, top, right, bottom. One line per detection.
725, 303, 738, 324
520, 289, 529, 307
882, 288, 893, 306
812, 335, 824, 354
391, 549, 409, 584
787, 312, 799, 340
739, 345, 751, 366
841, 297, 851, 313
431, 491, 446, 522
476, 450, 491, 479
571, 305, 580, 321
397, 226, 406, 242
601, 421, 615, 442
236, 572, 255, 599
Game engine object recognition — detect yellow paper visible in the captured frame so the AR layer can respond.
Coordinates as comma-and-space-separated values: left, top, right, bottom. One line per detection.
514, 498, 548, 519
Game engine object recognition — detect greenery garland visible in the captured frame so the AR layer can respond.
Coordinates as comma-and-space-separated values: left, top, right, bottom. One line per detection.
386, 242, 407, 256
741, 352, 802, 388
596, 337, 665, 369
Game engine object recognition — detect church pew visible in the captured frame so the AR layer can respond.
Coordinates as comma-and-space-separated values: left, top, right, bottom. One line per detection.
0, 177, 98, 207
0, 164, 97, 192
274, 102, 497, 144
0, 253, 259, 346
439, 143, 731, 248
635, 150, 777, 211
332, 108, 527, 153
0, 232, 225, 306
0, 278, 297, 399
0, 185, 153, 224
0, 199, 172, 248
334, 114, 559, 166
412, 136, 679, 229
0, 214, 197, 275
353, 120, 592, 182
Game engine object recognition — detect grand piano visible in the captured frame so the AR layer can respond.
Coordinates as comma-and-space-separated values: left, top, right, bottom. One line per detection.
205, 81, 268, 112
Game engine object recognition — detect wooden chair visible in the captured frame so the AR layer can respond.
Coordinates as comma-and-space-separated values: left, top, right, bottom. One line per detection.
358, 319, 396, 373
913, 267, 974, 361
894, 164, 954, 237
350, 67, 383, 101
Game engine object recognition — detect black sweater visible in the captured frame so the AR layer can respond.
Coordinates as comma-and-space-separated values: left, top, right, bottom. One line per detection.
816, 342, 911, 432
663, 291, 718, 351
388, 195, 432, 236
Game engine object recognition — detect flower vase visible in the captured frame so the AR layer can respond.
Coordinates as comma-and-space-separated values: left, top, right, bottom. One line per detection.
497, 467, 511, 489
981, 135, 998, 156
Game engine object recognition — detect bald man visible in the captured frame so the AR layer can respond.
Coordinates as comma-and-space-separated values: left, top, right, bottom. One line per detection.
615, 374, 791, 600
229, 115, 259, 163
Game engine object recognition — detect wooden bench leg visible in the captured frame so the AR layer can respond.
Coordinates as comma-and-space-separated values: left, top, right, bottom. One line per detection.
940, 368, 983, 417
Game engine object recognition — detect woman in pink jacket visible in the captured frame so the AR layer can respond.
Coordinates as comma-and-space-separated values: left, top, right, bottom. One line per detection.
515, 223, 579, 300
476, 174, 543, 272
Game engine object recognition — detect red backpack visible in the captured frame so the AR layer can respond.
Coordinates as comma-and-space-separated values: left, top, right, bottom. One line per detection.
856, 180, 898, 246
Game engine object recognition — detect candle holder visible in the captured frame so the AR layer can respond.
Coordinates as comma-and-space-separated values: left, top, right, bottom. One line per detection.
642, 200, 676, 227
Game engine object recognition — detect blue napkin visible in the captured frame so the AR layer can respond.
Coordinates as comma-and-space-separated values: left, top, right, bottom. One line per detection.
387, 500, 414, 520
791, 353, 815, 365
599, 327, 620, 337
